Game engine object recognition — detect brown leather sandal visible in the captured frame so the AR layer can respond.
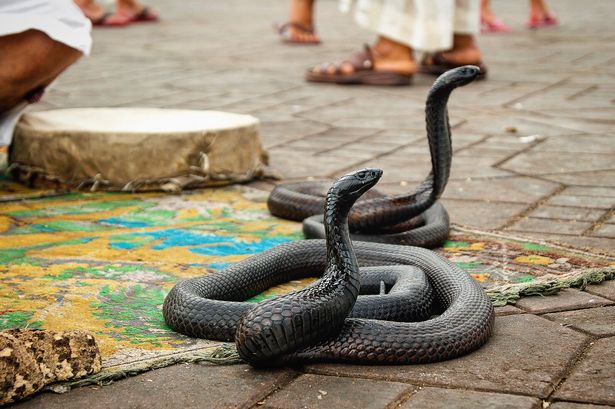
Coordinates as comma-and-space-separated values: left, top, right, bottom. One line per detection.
305, 45, 413, 86
420, 52, 488, 79
275, 22, 321, 44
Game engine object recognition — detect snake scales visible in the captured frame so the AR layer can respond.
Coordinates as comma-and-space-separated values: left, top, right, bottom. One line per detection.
267, 66, 481, 247
163, 167, 495, 366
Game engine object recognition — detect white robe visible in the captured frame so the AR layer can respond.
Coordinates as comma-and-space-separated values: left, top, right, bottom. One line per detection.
339, 0, 480, 52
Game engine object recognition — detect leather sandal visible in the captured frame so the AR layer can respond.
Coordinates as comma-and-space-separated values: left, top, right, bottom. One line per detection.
305, 45, 413, 86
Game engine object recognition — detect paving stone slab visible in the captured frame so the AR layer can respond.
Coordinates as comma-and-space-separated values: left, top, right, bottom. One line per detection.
550, 402, 615, 409
509, 218, 593, 236
304, 315, 587, 398
442, 176, 560, 204
533, 134, 615, 154
515, 289, 614, 314
398, 387, 540, 409
527, 206, 605, 222
563, 187, 615, 198
440, 199, 526, 230
13, 363, 297, 409
543, 306, 615, 336
267, 148, 352, 179
478, 134, 547, 151
499, 151, 615, 176
495, 305, 525, 316
456, 114, 578, 138
541, 170, 615, 188
519, 233, 615, 256
585, 281, 615, 301
554, 337, 615, 406
262, 373, 411, 409
260, 120, 330, 148
592, 224, 615, 239
545, 194, 615, 210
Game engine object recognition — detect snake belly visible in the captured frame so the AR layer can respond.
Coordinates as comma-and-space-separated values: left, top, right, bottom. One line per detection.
267, 66, 483, 247
163, 167, 495, 366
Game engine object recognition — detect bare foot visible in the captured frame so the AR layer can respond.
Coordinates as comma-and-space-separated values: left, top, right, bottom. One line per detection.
420, 35, 487, 78
115, 0, 147, 15
439, 34, 482, 66
527, 0, 557, 28
282, 0, 320, 43
278, 22, 320, 44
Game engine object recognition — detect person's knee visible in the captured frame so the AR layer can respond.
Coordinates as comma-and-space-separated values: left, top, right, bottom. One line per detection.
0, 30, 80, 83
0, 30, 81, 112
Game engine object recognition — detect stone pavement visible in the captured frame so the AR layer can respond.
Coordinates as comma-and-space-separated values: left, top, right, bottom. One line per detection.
11, 0, 615, 407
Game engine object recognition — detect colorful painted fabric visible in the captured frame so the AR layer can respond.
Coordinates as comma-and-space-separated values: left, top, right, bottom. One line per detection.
1, 184, 613, 374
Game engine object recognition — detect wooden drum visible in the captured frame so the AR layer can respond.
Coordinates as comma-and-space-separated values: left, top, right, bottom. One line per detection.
9, 108, 269, 192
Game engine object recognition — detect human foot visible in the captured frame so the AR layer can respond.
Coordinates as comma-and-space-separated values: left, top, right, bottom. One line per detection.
305, 39, 416, 85
276, 22, 320, 44
74, 0, 107, 23
480, 0, 510, 33
481, 16, 511, 33
115, 0, 159, 22
527, 0, 557, 29
279, 0, 319, 44
420, 35, 487, 78
526, 12, 558, 29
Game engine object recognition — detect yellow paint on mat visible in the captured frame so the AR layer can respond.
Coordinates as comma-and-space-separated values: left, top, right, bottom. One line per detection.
0, 185, 304, 358
514, 255, 554, 265
443, 242, 485, 251
0, 216, 11, 233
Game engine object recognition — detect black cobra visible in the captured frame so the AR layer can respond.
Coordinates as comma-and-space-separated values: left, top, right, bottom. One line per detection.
163, 168, 494, 366
267, 65, 481, 248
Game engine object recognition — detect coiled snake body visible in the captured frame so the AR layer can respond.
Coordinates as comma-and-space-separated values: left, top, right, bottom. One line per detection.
267, 66, 481, 247
163, 167, 494, 366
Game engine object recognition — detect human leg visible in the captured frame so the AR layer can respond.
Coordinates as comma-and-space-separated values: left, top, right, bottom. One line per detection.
0, 30, 81, 113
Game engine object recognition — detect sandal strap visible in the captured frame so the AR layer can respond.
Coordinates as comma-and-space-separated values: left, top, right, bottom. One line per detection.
277, 21, 315, 35
343, 44, 375, 72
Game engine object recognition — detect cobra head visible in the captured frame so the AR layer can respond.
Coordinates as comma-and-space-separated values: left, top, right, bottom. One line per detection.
328, 168, 383, 208
434, 65, 481, 89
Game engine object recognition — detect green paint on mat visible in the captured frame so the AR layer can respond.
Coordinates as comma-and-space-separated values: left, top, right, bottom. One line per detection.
45, 271, 74, 281
456, 261, 483, 270
0, 311, 43, 330
92, 284, 172, 346
9, 199, 150, 218
443, 241, 471, 249
246, 293, 277, 303
522, 242, 550, 251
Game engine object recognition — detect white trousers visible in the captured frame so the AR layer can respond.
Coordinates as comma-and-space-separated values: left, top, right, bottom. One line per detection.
339, 0, 480, 52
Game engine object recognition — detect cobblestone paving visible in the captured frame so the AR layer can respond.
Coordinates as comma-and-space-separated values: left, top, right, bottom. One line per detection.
13, 0, 615, 407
